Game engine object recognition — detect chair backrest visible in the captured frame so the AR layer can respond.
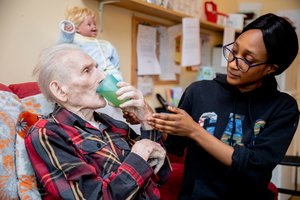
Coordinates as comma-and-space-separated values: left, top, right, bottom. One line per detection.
0, 82, 54, 200
268, 182, 278, 200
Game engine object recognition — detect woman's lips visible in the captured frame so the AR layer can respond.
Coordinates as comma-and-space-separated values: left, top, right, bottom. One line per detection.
227, 71, 240, 79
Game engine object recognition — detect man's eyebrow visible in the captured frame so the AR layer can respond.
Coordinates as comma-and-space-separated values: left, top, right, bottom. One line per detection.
80, 62, 93, 71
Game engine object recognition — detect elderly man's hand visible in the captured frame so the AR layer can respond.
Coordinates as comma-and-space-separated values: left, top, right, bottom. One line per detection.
131, 139, 166, 174
116, 82, 154, 129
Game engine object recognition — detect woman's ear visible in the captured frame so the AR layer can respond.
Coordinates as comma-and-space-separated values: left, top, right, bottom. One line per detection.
49, 81, 68, 103
267, 64, 279, 75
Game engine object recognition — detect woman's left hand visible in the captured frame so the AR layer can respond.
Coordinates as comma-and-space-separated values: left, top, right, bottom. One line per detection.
122, 110, 140, 125
147, 106, 199, 138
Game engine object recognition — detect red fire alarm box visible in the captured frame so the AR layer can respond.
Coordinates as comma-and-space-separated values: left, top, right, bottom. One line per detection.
204, 1, 228, 25
205, 1, 217, 23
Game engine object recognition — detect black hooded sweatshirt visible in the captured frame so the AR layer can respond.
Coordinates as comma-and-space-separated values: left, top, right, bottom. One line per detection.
165, 74, 299, 200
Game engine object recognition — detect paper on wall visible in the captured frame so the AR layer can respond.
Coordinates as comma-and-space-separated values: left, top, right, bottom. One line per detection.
137, 75, 153, 96
200, 33, 211, 67
157, 26, 177, 80
221, 27, 235, 67
167, 24, 182, 74
137, 24, 161, 75
181, 18, 201, 67
157, 24, 183, 80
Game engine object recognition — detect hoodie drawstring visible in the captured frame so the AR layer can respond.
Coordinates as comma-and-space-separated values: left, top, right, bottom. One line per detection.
247, 98, 255, 147
229, 97, 237, 146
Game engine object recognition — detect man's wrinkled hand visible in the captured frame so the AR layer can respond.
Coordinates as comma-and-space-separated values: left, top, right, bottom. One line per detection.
131, 139, 166, 174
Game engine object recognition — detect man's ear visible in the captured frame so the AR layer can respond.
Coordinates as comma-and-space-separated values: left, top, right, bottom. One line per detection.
49, 81, 68, 102
267, 64, 279, 75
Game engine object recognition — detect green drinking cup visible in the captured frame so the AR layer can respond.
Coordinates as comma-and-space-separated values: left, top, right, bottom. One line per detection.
96, 74, 127, 107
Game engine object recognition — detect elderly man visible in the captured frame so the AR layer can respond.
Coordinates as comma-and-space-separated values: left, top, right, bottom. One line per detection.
25, 43, 171, 200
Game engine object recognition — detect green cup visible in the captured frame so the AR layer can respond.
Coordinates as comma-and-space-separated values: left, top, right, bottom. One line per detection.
96, 74, 127, 107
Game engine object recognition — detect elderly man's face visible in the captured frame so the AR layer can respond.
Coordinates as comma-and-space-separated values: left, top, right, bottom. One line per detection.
62, 50, 107, 111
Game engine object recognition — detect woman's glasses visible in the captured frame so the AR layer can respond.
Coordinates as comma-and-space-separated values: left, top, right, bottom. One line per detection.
222, 42, 268, 72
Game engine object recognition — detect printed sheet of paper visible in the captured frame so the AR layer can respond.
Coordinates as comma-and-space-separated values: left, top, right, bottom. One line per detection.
200, 33, 211, 67
181, 18, 201, 67
221, 27, 236, 67
137, 24, 161, 75
157, 25, 182, 81
168, 24, 182, 74
137, 76, 153, 96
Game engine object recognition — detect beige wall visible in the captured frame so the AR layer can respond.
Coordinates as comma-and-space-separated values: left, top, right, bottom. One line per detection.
0, 0, 92, 84
212, 0, 300, 14
237, 0, 300, 13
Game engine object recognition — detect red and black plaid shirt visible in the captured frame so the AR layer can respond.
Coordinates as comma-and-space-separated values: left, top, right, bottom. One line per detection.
25, 105, 171, 200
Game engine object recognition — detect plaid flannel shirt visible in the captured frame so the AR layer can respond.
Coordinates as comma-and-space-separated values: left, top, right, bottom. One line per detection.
25, 105, 171, 200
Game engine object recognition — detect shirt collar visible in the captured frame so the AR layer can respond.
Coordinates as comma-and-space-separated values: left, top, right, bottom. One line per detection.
52, 104, 111, 130
74, 33, 98, 42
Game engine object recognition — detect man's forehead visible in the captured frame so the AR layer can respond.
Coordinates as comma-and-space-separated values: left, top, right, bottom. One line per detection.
62, 51, 93, 69
62, 50, 87, 61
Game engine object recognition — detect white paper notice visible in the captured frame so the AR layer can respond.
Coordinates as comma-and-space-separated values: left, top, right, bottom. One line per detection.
137, 24, 161, 75
158, 26, 177, 80
137, 76, 153, 96
181, 18, 201, 67
221, 27, 236, 67
167, 24, 182, 74
158, 25, 182, 81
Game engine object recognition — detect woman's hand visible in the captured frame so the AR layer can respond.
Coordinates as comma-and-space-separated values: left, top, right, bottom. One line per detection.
122, 110, 140, 125
147, 106, 200, 138
149, 106, 235, 166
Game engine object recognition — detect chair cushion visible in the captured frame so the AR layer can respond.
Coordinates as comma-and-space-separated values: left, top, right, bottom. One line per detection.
20, 93, 54, 115
159, 163, 184, 200
8, 82, 41, 99
14, 83, 53, 200
0, 90, 22, 199
15, 111, 41, 199
0, 81, 53, 200
0, 83, 12, 92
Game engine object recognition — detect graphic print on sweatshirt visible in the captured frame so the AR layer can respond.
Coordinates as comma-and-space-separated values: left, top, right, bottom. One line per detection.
221, 113, 244, 146
198, 112, 217, 134
199, 112, 245, 146
251, 119, 266, 146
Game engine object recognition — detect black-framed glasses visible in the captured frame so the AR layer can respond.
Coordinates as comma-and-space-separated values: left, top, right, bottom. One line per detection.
222, 42, 268, 72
